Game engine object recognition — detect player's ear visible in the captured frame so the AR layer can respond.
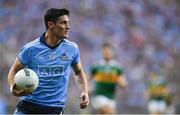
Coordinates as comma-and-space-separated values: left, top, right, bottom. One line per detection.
47, 21, 54, 29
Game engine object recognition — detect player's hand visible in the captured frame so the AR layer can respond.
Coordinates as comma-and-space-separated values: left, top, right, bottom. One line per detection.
10, 84, 33, 97
80, 92, 89, 109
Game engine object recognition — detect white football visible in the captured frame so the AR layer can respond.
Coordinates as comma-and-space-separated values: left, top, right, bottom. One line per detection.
14, 69, 39, 92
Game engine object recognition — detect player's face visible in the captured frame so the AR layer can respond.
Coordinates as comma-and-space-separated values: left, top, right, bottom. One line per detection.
53, 15, 70, 39
102, 47, 113, 61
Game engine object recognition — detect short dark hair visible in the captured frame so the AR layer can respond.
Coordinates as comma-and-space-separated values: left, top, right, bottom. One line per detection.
44, 8, 70, 29
102, 42, 113, 49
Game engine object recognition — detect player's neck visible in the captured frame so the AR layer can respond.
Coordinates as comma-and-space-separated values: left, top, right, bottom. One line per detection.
104, 59, 111, 63
45, 32, 61, 47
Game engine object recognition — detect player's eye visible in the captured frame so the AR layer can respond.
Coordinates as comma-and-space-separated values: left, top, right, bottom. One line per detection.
61, 21, 67, 25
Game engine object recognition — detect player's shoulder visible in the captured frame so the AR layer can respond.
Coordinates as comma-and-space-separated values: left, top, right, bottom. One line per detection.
23, 38, 40, 49
63, 39, 78, 48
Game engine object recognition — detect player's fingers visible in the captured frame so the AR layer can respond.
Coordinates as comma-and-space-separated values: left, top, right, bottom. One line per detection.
80, 103, 88, 109
81, 95, 85, 101
81, 94, 88, 101
82, 99, 88, 106
80, 99, 89, 109
11, 84, 22, 96
82, 95, 89, 104
23, 88, 33, 93
80, 97, 87, 105
21, 88, 33, 95
12, 84, 17, 90
13, 88, 32, 97
13, 90, 24, 97
79, 93, 89, 109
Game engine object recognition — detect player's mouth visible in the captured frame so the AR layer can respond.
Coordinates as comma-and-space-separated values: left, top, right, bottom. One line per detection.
65, 31, 69, 34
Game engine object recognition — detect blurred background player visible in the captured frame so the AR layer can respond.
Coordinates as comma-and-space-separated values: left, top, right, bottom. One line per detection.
89, 42, 128, 114
147, 73, 173, 114
7, 8, 89, 114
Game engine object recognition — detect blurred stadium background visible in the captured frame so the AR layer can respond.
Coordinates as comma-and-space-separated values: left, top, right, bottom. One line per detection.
0, 0, 179, 114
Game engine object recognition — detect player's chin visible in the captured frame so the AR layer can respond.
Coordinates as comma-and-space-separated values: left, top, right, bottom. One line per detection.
61, 34, 68, 39
64, 31, 69, 37
64, 35, 68, 38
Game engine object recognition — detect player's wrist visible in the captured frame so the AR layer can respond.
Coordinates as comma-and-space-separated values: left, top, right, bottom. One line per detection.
82, 91, 88, 96
9, 82, 15, 92
82, 89, 88, 93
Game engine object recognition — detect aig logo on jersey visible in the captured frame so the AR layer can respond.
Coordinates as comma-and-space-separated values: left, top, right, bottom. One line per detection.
38, 66, 64, 76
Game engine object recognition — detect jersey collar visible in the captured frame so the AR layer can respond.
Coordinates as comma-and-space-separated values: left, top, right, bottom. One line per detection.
40, 33, 65, 49
100, 59, 116, 65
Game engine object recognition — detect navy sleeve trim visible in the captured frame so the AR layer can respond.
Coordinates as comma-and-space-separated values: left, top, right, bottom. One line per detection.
71, 61, 79, 67
18, 56, 26, 66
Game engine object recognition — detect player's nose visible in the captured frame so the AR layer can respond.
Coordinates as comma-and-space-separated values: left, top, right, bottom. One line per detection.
66, 23, 70, 30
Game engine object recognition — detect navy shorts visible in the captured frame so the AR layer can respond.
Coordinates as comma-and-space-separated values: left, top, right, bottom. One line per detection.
14, 100, 64, 114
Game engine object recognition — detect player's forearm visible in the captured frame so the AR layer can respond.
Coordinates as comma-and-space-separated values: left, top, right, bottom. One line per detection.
117, 77, 128, 88
8, 66, 17, 86
121, 80, 128, 88
7, 57, 24, 86
77, 70, 88, 93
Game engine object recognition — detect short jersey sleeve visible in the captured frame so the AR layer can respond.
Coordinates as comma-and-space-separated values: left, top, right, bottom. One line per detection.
71, 45, 80, 66
116, 67, 124, 76
90, 65, 98, 76
18, 46, 31, 65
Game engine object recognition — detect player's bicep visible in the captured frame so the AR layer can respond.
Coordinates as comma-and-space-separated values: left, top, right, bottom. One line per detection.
11, 57, 25, 72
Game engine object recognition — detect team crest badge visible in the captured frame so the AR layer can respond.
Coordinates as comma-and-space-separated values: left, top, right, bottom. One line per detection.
60, 53, 68, 61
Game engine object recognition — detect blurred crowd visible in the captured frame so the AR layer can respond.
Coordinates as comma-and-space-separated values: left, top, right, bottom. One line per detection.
0, 0, 179, 114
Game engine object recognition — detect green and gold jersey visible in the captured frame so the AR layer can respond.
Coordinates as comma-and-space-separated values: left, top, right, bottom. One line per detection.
90, 60, 123, 99
148, 83, 167, 100
148, 79, 171, 103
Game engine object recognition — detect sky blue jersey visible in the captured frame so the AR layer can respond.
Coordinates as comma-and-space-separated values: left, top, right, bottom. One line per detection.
18, 33, 80, 108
